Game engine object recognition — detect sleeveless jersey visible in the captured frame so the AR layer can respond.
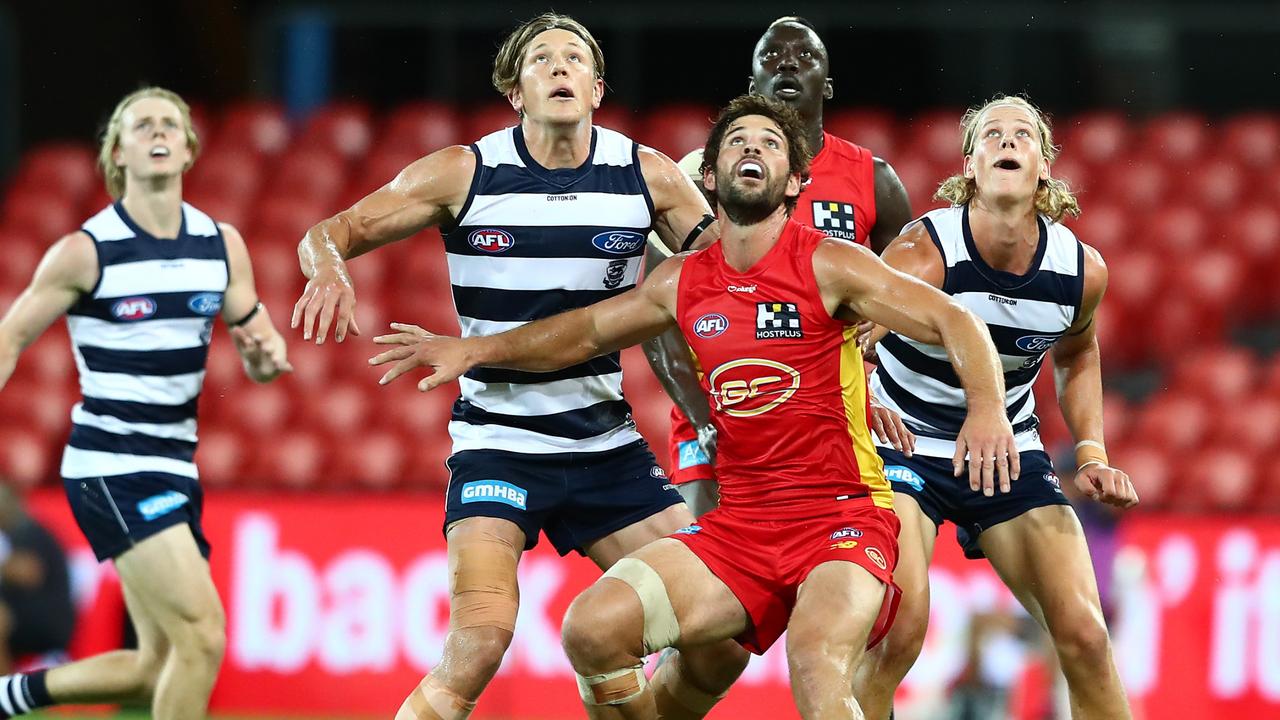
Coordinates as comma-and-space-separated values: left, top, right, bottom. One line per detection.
443, 125, 652, 454
870, 204, 1086, 458
676, 219, 891, 516
63, 202, 228, 481
792, 132, 878, 245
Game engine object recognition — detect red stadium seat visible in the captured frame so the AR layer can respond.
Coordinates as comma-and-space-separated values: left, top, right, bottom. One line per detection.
1139, 113, 1208, 167
298, 102, 374, 159
1225, 204, 1280, 318
1170, 346, 1258, 405
252, 429, 330, 490
1144, 205, 1207, 255
1185, 154, 1246, 213
1064, 202, 1127, 256
285, 340, 336, 386
465, 102, 520, 141
382, 102, 464, 156
304, 381, 372, 436
253, 196, 329, 244
1254, 454, 1280, 513
186, 147, 263, 204
1223, 113, 1279, 170
233, 382, 294, 435
1190, 447, 1258, 513
1111, 444, 1171, 510
351, 150, 423, 200
383, 380, 458, 440
195, 428, 249, 489
3, 191, 79, 241
1210, 396, 1280, 456
1147, 294, 1226, 363
906, 110, 962, 166
1101, 249, 1163, 320
13, 144, 97, 204
333, 429, 408, 490
1048, 155, 1092, 196
28, 383, 74, 438
182, 193, 250, 232
592, 106, 638, 139
1101, 393, 1132, 448
824, 109, 898, 159
1058, 112, 1130, 168
217, 102, 290, 156
1, 230, 42, 295
1129, 392, 1210, 451
638, 104, 715, 159
0, 428, 57, 490
1098, 162, 1168, 209
889, 156, 946, 214
1167, 250, 1244, 324
407, 436, 453, 491
270, 149, 346, 207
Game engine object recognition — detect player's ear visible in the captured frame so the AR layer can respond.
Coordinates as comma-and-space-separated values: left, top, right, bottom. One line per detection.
962, 154, 975, 180
747, 77, 756, 94
591, 77, 604, 110
823, 78, 834, 100
507, 86, 524, 116
703, 164, 717, 194
1039, 157, 1051, 181
786, 171, 802, 198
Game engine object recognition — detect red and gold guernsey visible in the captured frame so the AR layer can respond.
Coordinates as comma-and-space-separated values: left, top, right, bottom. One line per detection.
792, 132, 878, 244
676, 218, 892, 517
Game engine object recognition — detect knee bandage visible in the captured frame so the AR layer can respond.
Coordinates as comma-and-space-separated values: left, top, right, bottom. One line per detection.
602, 557, 681, 654
576, 663, 648, 706
406, 675, 476, 720
451, 530, 520, 632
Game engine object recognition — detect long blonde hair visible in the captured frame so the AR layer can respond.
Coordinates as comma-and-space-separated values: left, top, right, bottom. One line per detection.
97, 87, 200, 199
935, 95, 1080, 222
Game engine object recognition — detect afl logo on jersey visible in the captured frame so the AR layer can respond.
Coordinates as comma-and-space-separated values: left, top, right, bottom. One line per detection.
592, 231, 644, 255
468, 229, 515, 253
1015, 334, 1058, 352
112, 296, 157, 321
187, 292, 223, 317
708, 358, 800, 417
693, 313, 729, 339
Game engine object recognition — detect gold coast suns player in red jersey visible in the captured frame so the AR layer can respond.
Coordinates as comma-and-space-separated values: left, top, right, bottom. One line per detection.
371, 96, 1014, 720
646, 17, 914, 512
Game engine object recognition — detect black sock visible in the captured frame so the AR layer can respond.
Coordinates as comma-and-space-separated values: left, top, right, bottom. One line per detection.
0, 670, 54, 717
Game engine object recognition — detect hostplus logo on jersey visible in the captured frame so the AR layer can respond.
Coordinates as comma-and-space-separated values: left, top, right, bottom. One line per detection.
693, 313, 729, 339
112, 296, 157, 321
756, 301, 803, 339
811, 201, 857, 240
460, 480, 528, 510
592, 231, 645, 255
467, 228, 515, 253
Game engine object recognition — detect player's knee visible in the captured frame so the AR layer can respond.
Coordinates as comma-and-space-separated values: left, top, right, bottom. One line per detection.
872, 597, 928, 674
1052, 612, 1113, 669
171, 606, 227, 672
678, 640, 750, 694
449, 625, 513, 682
562, 584, 643, 674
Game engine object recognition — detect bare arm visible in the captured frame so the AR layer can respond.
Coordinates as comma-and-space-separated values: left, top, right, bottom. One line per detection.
221, 223, 292, 383
641, 242, 715, 433
371, 256, 687, 392
1052, 244, 1137, 508
815, 236, 1019, 493
639, 148, 719, 253
868, 157, 913, 255
293, 145, 476, 343
0, 232, 97, 391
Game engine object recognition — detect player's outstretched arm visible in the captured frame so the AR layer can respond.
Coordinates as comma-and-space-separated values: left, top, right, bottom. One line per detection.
293, 145, 475, 344
814, 234, 1018, 495
639, 148, 719, 253
1052, 245, 1138, 509
371, 257, 686, 392
221, 223, 292, 383
0, 232, 97, 392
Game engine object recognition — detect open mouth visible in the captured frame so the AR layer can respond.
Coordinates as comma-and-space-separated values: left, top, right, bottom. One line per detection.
550, 87, 575, 99
737, 160, 764, 180
150, 146, 171, 158
994, 158, 1021, 170
772, 77, 802, 98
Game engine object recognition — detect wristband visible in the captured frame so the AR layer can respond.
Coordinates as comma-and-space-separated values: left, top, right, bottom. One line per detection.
1074, 439, 1108, 471
230, 301, 262, 328
680, 214, 716, 252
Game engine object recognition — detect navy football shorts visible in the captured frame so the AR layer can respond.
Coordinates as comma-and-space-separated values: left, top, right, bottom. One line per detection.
878, 447, 1071, 559
63, 472, 211, 562
443, 440, 683, 555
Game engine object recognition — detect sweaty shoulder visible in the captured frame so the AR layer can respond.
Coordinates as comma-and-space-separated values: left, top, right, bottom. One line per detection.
389, 145, 476, 196
44, 231, 99, 294
637, 146, 688, 188
877, 221, 945, 289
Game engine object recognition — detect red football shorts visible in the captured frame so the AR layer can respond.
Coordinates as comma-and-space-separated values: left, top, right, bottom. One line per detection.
668, 406, 717, 485
670, 499, 901, 655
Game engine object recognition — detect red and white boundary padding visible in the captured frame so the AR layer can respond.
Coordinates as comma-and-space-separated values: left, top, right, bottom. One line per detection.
24, 490, 1280, 719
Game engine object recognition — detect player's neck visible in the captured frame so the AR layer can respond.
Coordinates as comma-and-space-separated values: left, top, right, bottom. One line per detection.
805, 114, 825, 157
521, 118, 592, 169
968, 196, 1039, 274
718, 208, 790, 273
120, 180, 184, 239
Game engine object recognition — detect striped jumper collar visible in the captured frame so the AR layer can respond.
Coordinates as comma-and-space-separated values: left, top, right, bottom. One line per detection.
960, 203, 1048, 291
511, 124, 600, 188
113, 200, 187, 241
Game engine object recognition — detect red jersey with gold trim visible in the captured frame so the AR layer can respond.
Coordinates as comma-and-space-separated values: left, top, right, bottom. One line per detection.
675, 219, 891, 516
792, 131, 878, 244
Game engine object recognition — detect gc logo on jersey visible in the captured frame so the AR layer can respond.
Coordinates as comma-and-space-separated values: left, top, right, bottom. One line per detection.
112, 296, 157, 321
467, 228, 515, 253
693, 313, 729, 339
707, 358, 800, 417
811, 200, 857, 239
756, 302, 802, 339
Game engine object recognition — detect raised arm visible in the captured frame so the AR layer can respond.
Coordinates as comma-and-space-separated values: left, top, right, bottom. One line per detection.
1052, 245, 1137, 508
293, 145, 476, 344
220, 223, 292, 383
371, 256, 686, 392
867, 157, 913, 255
814, 236, 1018, 493
640, 148, 719, 253
0, 232, 97, 391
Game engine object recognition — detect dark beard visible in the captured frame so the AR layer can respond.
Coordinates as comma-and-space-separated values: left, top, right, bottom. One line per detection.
717, 171, 787, 226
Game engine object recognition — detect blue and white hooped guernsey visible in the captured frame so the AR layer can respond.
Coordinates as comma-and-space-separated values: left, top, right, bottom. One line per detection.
442, 125, 653, 454
871, 203, 1086, 459
62, 202, 228, 481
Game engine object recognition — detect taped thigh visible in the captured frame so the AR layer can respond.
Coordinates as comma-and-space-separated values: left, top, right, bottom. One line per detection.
602, 557, 680, 654
451, 529, 520, 632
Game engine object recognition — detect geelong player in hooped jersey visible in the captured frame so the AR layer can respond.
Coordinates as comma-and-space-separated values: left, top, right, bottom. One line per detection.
646, 17, 915, 515
0, 88, 291, 719
293, 14, 747, 720
851, 97, 1139, 720
371, 95, 1013, 720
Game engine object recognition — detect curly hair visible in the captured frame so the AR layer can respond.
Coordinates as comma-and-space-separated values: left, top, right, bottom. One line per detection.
700, 94, 812, 215
935, 95, 1081, 222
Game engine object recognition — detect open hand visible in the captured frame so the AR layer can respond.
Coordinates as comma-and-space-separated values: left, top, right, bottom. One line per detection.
369, 322, 472, 391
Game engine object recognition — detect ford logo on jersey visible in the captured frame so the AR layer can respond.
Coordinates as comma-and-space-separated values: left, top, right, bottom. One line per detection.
468, 229, 515, 253
460, 480, 528, 510
111, 296, 157, 321
1016, 334, 1058, 353
187, 292, 223, 317
592, 231, 644, 254
693, 313, 729, 339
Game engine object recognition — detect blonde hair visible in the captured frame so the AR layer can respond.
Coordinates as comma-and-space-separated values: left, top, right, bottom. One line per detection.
98, 87, 200, 199
491, 13, 605, 96
935, 95, 1080, 222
